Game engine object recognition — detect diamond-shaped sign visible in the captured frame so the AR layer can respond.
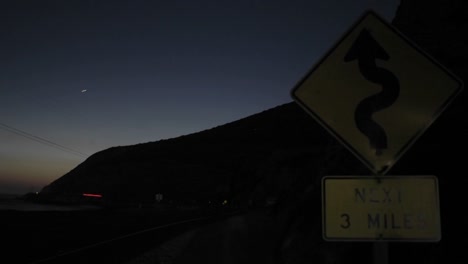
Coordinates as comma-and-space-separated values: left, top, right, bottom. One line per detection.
291, 10, 463, 175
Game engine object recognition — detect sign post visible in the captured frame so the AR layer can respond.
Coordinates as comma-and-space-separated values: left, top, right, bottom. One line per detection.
290, 10, 463, 264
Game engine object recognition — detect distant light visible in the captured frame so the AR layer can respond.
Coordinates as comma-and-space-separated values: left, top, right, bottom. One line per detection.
83, 193, 102, 198
81, 89, 87, 93
222, 200, 228, 205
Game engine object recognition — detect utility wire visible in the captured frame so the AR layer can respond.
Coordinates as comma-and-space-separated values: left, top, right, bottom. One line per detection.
0, 122, 89, 158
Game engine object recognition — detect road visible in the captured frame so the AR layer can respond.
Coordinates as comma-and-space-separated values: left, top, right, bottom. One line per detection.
133, 209, 282, 264
19, 209, 283, 264
24, 212, 215, 264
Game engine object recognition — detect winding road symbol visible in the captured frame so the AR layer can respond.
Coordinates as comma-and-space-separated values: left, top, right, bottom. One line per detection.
344, 29, 400, 155
290, 10, 463, 175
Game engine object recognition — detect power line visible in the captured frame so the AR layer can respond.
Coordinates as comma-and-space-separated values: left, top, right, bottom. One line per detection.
0, 122, 89, 158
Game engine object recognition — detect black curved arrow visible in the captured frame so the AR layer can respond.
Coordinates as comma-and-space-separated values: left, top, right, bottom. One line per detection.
344, 28, 400, 155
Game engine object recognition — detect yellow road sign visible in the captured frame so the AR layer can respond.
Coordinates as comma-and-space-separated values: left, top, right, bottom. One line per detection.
291, 11, 463, 175
322, 176, 440, 241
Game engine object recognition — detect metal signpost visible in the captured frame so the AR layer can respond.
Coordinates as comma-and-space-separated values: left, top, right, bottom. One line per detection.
291, 10, 463, 264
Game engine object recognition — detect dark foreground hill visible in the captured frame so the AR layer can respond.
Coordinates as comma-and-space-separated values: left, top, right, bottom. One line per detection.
39, 101, 336, 206
36, 0, 467, 262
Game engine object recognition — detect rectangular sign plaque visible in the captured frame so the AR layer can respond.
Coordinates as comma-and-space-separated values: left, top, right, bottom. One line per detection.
322, 176, 441, 241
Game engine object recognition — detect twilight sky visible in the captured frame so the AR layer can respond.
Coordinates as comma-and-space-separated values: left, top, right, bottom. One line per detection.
0, 0, 399, 194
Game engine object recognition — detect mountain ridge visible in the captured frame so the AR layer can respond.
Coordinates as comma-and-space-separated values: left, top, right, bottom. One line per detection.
39, 101, 342, 205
